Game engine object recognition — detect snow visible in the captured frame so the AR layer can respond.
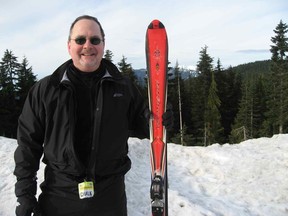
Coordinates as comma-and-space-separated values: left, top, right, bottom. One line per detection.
1, 135, 288, 216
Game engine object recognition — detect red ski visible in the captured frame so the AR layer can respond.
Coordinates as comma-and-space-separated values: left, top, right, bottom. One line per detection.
145, 19, 169, 216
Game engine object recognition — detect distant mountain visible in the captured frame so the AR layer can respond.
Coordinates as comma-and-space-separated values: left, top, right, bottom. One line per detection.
231, 60, 271, 76
167, 68, 198, 80
133, 69, 147, 86
133, 60, 271, 86
133, 67, 197, 86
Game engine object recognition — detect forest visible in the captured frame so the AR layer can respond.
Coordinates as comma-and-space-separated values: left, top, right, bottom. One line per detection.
0, 20, 287, 146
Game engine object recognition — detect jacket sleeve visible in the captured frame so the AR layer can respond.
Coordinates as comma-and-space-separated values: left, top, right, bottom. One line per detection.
14, 81, 46, 216
127, 79, 150, 139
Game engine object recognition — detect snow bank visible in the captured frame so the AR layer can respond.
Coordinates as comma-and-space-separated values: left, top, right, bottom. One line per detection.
0, 135, 287, 215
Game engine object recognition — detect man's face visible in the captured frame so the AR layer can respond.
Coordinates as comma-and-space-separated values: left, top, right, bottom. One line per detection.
68, 19, 105, 72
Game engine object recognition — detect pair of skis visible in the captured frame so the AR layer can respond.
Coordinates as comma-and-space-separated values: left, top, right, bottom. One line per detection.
145, 20, 169, 216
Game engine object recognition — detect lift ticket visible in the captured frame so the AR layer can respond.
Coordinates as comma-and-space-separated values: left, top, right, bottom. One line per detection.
78, 181, 94, 199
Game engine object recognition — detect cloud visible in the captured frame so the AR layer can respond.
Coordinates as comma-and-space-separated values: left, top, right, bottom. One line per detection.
0, 0, 286, 78
236, 49, 270, 54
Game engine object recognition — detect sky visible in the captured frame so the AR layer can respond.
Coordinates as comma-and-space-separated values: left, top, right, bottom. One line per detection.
0, 0, 287, 79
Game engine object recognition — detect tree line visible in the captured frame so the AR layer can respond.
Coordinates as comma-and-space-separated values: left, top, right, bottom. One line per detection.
0, 50, 37, 137
1, 20, 287, 146
170, 20, 288, 145
169, 20, 287, 145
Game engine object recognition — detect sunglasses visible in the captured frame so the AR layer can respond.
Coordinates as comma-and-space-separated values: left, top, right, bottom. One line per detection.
71, 36, 103, 45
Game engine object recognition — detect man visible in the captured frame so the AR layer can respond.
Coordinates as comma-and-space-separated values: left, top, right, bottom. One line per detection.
14, 15, 172, 216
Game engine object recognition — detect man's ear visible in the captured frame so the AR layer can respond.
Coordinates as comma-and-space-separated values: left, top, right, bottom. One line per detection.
67, 40, 72, 55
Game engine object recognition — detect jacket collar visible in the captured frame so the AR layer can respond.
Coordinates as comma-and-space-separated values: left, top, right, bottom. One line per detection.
49, 59, 123, 87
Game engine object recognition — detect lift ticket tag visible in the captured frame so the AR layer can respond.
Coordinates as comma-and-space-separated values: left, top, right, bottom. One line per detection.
78, 181, 94, 199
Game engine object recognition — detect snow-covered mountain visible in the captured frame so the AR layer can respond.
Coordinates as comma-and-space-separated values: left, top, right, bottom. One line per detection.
134, 67, 197, 86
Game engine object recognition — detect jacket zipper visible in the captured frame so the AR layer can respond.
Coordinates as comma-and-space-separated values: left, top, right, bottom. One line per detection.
84, 82, 98, 181
86, 77, 117, 181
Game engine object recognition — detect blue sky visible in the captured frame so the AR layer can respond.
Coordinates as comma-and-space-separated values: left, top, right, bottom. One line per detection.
0, 0, 287, 78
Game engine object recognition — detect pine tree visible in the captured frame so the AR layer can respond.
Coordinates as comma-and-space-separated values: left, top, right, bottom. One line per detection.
196, 45, 215, 145
189, 75, 205, 145
118, 55, 138, 84
214, 61, 242, 143
0, 50, 20, 94
231, 75, 253, 142
181, 69, 193, 138
167, 62, 181, 139
231, 72, 268, 142
16, 57, 37, 104
267, 20, 288, 134
252, 75, 267, 138
170, 124, 193, 146
205, 70, 223, 145
197, 45, 213, 98
0, 50, 20, 137
104, 49, 114, 62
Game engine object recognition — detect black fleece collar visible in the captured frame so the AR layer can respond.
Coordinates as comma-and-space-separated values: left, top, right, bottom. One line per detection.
49, 59, 123, 87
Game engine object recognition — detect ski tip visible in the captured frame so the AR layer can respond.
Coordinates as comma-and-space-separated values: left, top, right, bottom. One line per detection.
148, 19, 165, 29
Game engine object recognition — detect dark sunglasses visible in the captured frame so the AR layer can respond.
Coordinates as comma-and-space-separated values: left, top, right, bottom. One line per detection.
71, 36, 103, 45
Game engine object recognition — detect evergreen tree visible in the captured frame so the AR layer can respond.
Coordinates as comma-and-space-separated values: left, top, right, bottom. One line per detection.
118, 55, 138, 84
231, 75, 253, 142
104, 49, 114, 62
181, 69, 193, 138
189, 75, 205, 145
0, 51, 36, 138
197, 45, 213, 98
195, 45, 215, 145
216, 65, 242, 142
205, 70, 223, 145
231, 72, 268, 142
167, 62, 181, 139
16, 57, 37, 104
0, 50, 19, 94
252, 75, 267, 138
267, 20, 288, 134
215, 58, 223, 73
0, 50, 20, 137
170, 124, 193, 146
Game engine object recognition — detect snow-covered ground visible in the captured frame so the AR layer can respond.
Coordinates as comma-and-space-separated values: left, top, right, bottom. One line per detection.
0, 135, 287, 215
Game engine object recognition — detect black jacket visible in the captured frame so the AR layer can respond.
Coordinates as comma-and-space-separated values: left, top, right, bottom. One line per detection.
14, 59, 149, 215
